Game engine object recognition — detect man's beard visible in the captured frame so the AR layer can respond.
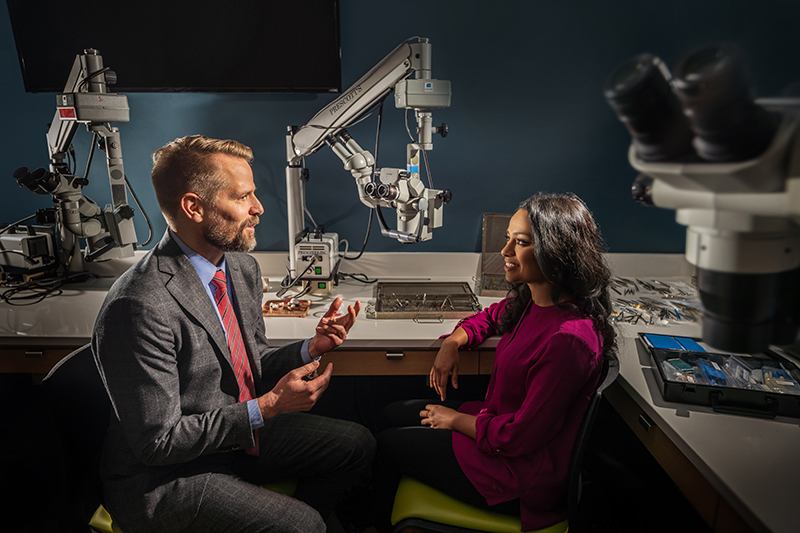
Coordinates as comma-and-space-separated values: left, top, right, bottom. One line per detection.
203, 211, 260, 253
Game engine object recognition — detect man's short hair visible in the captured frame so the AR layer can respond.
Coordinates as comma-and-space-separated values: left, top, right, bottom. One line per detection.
151, 135, 254, 227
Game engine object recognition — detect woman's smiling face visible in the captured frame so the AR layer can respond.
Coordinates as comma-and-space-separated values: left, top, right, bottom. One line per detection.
501, 209, 545, 288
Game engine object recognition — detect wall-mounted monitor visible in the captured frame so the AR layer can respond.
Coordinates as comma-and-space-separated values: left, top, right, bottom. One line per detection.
6, 0, 341, 93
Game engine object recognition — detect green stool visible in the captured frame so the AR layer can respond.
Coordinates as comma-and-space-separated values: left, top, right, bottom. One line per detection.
88, 478, 299, 533
391, 475, 567, 533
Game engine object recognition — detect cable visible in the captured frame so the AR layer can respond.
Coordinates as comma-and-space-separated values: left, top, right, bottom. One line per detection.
77, 67, 111, 92
338, 272, 378, 284
338, 239, 350, 258
343, 100, 386, 261
68, 145, 77, 175
0, 250, 35, 265
300, 158, 318, 230
276, 257, 318, 298
404, 108, 434, 188
83, 132, 98, 184
421, 147, 434, 189
1, 215, 36, 236
1, 270, 93, 306
404, 107, 415, 142
293, 283, 312, 299
124, 175, 154, 247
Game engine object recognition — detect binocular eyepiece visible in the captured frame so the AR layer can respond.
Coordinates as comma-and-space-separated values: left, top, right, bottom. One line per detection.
13, 166, 61, 195
364, 181, 400, 202
605, 43, 779, 163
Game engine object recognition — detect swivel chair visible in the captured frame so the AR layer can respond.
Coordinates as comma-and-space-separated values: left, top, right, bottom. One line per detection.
42, 344, 112, 532
42, 344, 296, 533
390, 357, 620, 533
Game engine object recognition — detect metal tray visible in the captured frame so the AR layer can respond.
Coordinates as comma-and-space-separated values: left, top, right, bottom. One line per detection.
373, 282, 481, 320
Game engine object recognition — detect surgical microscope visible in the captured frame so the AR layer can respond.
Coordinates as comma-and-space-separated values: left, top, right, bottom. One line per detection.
605, 43, 800, 353
283, 37, 452, 293
6, 49, 143, 278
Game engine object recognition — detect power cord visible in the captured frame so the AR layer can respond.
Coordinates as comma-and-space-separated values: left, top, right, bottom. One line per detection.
277, 257, 318, 298
337, 272, 378, 284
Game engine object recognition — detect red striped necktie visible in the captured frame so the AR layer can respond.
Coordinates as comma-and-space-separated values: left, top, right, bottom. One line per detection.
210, 269, 258, 455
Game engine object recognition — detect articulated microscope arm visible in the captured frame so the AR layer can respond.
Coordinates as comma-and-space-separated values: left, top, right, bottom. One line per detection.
284, 37, 452, 281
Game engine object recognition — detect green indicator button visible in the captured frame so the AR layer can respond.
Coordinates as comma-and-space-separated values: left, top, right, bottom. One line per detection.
315, 267, 322, 275
318, 282, 327, 289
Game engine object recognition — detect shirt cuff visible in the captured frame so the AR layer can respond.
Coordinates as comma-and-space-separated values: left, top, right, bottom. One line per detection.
247, 399, 264, 429
301, 338, 318, 363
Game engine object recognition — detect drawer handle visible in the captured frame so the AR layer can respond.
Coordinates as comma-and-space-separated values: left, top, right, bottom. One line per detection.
25, 350, 44, 358
638, 414, 653, 432
413, 316, 443, 324
386, 351, 404, 360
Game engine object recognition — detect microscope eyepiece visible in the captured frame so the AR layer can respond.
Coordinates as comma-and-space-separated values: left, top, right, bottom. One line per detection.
671, 43, 779, 161
604, 53, 694, 161
13, 166, 60, 195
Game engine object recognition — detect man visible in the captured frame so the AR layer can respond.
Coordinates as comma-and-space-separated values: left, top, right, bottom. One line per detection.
92, 135, 375, 533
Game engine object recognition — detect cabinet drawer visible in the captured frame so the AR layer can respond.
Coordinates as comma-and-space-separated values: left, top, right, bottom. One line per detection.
319, 350, 480, 376
0, 347, 75, 374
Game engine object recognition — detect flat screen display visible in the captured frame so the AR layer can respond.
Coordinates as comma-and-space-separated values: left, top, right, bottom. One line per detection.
6, 0, 341, 93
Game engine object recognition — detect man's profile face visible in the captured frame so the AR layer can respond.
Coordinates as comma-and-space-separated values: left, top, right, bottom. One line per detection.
202, 154, 263, 253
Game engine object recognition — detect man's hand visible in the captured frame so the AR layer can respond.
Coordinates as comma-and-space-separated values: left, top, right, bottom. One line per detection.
308, 297, 361, 358
258, 360, 333, 419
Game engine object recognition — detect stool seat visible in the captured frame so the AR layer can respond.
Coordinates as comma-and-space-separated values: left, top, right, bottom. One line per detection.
391, 476, 568, 533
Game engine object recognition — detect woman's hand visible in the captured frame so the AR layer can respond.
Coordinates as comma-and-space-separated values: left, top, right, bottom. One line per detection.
429, 328, 468, 401
420, 404, 458, 430
420, 404, 477, 439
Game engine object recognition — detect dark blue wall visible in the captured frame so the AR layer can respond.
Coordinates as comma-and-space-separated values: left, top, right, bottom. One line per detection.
2, 0, 798, 253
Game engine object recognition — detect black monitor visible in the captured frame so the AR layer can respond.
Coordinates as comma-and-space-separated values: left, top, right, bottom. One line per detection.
6, 0, 341, 93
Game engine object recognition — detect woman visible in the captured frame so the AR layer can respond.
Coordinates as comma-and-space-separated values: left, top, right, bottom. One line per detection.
372, 192, 617, 532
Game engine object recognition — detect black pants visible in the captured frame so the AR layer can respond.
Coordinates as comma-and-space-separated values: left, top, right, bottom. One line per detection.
369, 399, 520, 532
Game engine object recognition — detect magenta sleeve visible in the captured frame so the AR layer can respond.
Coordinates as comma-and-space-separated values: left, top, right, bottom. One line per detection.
441, 299, 507, 349
474, 332, 597, 457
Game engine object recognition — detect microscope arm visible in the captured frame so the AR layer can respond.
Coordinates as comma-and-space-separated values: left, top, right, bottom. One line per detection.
289, 39, 426, 160
284, 38, 451, 279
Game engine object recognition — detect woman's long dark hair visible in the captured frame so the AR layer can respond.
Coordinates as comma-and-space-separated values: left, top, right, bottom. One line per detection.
498, 192, 617, 359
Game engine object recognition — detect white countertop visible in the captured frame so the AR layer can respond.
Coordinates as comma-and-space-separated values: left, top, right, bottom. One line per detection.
0, 252, 500, 347
0, 251, 694, 347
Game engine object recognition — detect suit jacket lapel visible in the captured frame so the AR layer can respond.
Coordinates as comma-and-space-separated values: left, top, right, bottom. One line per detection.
155, 233, 231, 367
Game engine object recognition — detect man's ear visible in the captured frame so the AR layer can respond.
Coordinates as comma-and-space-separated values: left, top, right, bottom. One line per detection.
179, 193, 206, 223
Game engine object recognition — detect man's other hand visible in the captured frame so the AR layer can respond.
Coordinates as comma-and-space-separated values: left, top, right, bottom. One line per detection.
308, 297, 361, 358
258, 360, 333, 418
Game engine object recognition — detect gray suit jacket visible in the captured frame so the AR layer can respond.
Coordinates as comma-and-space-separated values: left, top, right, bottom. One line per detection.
92, 231, 305, 529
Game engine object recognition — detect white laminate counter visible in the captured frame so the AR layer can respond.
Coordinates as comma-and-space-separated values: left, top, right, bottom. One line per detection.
0, 252, 501, 348
0, 251, 695, 347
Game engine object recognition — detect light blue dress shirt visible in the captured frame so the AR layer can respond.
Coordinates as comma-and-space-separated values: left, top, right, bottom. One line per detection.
170, 230, 313, 431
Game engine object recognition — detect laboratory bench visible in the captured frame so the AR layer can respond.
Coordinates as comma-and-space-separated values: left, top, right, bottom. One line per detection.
1, 251, 798, 533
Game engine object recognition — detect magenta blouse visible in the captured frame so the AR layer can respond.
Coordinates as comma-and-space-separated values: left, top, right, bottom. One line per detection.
452, 298, 603, 531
